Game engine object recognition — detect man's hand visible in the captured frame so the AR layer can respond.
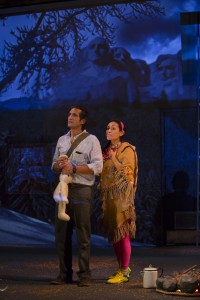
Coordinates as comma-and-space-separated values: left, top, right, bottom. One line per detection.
62, 163, 73, 175
58, 155, 68, 169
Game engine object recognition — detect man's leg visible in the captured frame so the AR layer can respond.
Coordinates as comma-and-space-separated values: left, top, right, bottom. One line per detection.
71, 186, 93, 280
52, 203, 73, 284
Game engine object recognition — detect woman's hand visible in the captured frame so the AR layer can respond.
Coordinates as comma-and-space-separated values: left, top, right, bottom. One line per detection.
108, 149, 116, 160
97, 183, 101, 190
108, 149, 123, 170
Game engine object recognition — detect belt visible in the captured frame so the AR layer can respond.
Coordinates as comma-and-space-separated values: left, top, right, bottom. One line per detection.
68, 183, 93, 188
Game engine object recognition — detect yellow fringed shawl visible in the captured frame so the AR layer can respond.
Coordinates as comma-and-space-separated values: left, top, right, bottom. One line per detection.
100, 142, 138, 243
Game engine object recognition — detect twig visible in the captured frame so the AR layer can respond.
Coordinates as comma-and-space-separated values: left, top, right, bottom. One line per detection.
182, 265, 197, 274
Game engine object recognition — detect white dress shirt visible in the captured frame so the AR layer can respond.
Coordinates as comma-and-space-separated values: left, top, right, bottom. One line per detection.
52, 130, 103, 186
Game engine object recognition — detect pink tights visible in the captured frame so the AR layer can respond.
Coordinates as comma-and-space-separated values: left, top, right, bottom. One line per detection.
113, 235, 131, 269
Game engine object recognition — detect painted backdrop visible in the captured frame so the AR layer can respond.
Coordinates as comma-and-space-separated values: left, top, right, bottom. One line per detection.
0, 0, 199, 244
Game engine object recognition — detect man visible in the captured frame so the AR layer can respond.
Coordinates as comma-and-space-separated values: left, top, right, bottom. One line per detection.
51, 105, 103, 287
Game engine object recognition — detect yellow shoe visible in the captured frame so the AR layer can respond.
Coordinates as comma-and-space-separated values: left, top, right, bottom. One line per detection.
126, 267, 132, 278
107, 269, 121, 280
107, 267, 131, 280
106, 272, 129, 284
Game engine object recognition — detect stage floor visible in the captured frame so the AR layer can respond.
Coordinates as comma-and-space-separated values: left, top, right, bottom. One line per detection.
0, 245, 199, 300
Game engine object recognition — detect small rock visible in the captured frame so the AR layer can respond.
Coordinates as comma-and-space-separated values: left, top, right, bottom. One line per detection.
156, 276, 177, 292
177, 274, 198, 294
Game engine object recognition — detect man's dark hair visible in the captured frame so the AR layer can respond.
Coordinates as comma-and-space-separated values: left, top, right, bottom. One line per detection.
69, 105, 88, 129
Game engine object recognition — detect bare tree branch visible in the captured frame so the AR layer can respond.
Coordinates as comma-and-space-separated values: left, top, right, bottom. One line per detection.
0, 0, 164, 98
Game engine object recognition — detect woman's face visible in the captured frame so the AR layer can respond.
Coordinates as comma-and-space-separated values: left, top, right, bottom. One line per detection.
106, 121, 124, 143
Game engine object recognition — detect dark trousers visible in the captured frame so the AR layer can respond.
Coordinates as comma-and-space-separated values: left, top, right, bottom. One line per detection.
55, 184, 93, 279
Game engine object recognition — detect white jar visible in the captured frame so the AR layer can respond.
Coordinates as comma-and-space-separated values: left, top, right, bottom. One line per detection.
141, 265, 163, 288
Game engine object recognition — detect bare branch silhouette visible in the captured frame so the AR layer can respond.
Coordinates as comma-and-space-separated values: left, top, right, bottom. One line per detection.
0, 1, 164, 99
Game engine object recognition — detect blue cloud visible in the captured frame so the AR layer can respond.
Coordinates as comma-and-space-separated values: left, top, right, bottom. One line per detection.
117, 16, 179, 47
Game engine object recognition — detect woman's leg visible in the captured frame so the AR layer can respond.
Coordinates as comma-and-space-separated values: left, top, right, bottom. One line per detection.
106, 236, 131, 283
120, 235, 131, 274
106, 241, 121, 280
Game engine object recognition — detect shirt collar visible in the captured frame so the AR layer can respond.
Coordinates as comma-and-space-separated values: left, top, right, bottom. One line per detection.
67, 129, 86, 141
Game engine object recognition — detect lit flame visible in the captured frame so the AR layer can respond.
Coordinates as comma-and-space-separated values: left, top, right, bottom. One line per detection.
175, 289, 199, 294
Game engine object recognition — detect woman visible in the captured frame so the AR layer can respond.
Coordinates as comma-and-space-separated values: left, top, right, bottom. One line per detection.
99, 120, 138, 284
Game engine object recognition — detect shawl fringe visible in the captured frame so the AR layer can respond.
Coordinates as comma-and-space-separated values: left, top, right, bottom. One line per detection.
102, 204, 136, 244
100, 142, 138, 244
100, 167, 135, 211
108, 219, 136, 244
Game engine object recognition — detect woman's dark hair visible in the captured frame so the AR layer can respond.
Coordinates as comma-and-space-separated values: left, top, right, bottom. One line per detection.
68, 105, 88, 129
102, 119, 126, 153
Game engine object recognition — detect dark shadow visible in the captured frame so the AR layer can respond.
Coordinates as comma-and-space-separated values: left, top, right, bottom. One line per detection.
155, 170, 197, 245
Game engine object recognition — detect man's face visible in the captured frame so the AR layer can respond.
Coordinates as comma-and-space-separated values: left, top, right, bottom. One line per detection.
67, 108, 85, 130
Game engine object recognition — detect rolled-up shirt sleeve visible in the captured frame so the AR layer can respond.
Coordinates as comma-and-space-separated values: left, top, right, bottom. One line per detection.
51, 131, 103, 185
87, 136, 103, 175
51, 136, 64, 170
